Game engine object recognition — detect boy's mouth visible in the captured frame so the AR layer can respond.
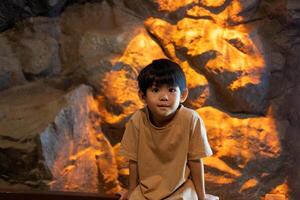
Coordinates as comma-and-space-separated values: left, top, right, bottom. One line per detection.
157, 104, 170, 107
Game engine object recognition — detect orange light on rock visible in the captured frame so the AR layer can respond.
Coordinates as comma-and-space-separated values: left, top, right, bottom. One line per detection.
267, 181, 289, 199
205, 173, 235, 184
92, 0, 284, 198
204, 157, 241, 177
145, 0, 266, 98
117, 30, 167, 72
155, 0, 198, 12
201, 0, 226, 7
98, 69, 142, 124
197, 106, 282, 188
239, 178, 258, 192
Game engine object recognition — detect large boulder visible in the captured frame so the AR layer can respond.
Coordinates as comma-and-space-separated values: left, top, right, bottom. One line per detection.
198, 106, 286, 199
14, 17, 61, 78
16, 35, 61, 78
59, 1, 143, 73
0, 83, 120, 194
145, 15, 269, 114
1, 16, 62, 86
0, 81, 65, 186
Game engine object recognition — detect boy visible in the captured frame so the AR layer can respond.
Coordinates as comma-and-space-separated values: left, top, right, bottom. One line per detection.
119, 59, 213, 200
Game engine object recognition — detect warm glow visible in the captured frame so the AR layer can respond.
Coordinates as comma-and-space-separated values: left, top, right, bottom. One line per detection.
204, 157, 241, 177
97, 29, 167, 125
239, 178, 258, 192
145, 0, 265, 93
228, 75, 261, 91
0, 0, 287, 198
155, 0, 198, 12
205, 173, 235, 184
268, 180, 289, 199
188, 0, 244, 24
98, 69, 143, 124
117, 30, 166, 72
87, 0, 281, 197
113, 143, 129, 176
201, 0, 226, 7
197, 106, 281, 172
48, 93, 121, 194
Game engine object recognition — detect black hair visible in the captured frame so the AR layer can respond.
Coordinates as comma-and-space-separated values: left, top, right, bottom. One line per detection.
137, 59, 187, 95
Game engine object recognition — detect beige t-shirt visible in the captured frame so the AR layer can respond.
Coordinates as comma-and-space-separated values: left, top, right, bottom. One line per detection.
120, 105, 213, 200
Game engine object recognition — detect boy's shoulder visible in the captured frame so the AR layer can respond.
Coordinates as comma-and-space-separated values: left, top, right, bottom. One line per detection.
130, 109, 144, 121
128, 108, 147, 126
179, 105, 200, 119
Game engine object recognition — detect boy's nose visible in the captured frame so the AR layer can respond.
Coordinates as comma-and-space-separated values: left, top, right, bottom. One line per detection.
159, 93, 168, 101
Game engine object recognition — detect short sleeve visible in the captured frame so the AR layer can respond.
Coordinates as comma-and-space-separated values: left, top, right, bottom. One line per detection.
119, 119, 139, 161
188, 114, 213, 160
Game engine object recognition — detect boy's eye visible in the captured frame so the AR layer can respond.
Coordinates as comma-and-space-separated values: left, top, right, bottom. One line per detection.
152, 88, 159, 93
169, 88, 177, 92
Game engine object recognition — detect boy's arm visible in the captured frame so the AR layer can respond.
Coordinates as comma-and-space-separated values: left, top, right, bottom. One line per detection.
128, 160, 138, 197
188, 159, 206, 200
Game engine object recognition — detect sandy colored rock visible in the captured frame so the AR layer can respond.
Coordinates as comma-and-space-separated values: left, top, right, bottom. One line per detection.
0, 83, 120, 193
59, 1, 143, 71
0, 81, 65, 184
17, 36, 61, 76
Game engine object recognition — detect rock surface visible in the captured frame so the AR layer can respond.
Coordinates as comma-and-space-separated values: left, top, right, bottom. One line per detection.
144, 14, 268, 114
0, 35, 26, 90
0, 83, 120, 193
0, 81, 65, 186
198, 106, 285, 199
0, 0, 299, 199
0, 0, 68, 31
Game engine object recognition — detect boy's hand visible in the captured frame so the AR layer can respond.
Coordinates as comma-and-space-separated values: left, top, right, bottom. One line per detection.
205, 194, 219, 200
118, 188, 129, 200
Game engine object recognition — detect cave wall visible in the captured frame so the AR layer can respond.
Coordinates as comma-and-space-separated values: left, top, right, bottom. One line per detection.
0, 0, 300, 199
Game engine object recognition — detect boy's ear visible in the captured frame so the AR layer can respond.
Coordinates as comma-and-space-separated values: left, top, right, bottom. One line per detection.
138, 90, 146, 102
180, 89, 188, 103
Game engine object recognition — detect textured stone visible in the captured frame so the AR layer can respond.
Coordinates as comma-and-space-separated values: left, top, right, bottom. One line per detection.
198, 106, 285, 199
40, 84, 120, 194
59, 1, 143, 70
145, 17, 269, 114
0, 81, 65, 184
0, 83, 120, 193
0, 16, 62, 83
122, 0, 158, 18
57, 1, 146, 102
17, 36, 60, 76
14, 17, 61, 77
97, 30, 166, 125
181, 61, 210, 109
0, 35, 26, 91
0, 0, 68, 31
0, 0, 299, 199
265, 194, 286, 200
287, 0, 300, 24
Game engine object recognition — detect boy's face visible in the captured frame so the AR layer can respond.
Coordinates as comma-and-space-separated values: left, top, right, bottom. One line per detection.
140, 84, 188, 122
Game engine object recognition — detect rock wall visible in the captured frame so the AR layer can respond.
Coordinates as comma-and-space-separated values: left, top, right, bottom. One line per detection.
0, 82, 120, 194
0, 0, 299, 199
